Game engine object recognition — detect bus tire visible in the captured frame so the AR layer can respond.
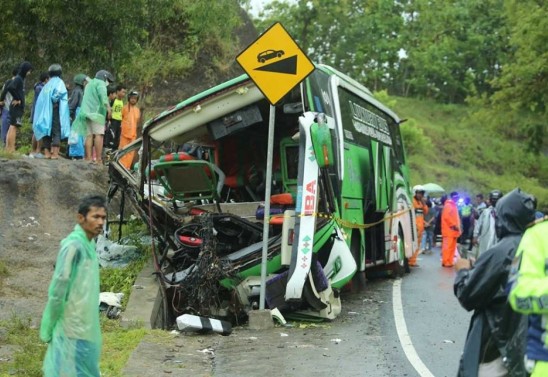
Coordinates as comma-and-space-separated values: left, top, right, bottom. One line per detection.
388, 227, 408, 277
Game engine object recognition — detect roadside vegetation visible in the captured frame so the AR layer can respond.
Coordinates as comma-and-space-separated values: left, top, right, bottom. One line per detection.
0, 220, 152, 376
393, 95, 548, 206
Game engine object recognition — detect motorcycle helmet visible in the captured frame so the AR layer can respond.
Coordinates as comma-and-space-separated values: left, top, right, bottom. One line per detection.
48, 63, 62, 77
489, 190, 503, 206
413, 185, 426, 195
95, 70, 115, 83
74, 73, 88, 86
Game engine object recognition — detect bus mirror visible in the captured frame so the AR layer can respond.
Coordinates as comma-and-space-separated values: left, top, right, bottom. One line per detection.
310, 115, 333, 168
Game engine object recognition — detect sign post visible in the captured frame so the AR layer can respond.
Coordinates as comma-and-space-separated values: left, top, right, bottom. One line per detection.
236, 22, 314, 311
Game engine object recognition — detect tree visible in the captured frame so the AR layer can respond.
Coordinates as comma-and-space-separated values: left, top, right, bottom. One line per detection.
488, 0, 547, 153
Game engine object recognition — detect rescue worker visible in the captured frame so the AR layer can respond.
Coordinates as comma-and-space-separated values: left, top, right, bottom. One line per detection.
441, 192, 461, 267
472, 190, 503, 257
508, 214, 548, 377
409, 185, 428, 267
454, 188, 536, 376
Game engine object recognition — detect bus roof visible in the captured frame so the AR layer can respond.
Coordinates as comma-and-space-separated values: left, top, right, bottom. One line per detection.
143, 64, 400, 142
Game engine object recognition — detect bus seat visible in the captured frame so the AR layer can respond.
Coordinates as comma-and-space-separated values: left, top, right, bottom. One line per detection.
153, 160, 221, 210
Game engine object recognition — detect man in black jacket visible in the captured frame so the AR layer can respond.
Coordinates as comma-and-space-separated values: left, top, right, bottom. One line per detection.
1, 61, 32, 152
454, 188, 536, 376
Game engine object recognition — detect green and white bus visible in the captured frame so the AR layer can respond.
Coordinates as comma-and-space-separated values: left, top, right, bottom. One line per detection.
109, 64, 416, 323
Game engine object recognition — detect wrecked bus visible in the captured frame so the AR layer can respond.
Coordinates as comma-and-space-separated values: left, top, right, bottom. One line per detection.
107, 64, 417, 326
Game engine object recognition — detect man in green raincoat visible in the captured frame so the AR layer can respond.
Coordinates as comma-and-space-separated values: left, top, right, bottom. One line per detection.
72, 70, 114, 164
40, 195, 107, 376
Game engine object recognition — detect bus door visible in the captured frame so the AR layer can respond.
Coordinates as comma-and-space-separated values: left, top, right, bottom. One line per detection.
362, 140, 389, 263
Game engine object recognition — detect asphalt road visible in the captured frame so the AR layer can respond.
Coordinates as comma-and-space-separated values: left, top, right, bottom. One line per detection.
123, 246, 472, 376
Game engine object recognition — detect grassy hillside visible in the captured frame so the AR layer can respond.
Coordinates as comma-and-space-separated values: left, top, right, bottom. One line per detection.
389, 95, 548, 210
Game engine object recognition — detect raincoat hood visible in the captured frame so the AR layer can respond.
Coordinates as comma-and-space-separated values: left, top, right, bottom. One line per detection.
18, 61, 32, 78
495, 188, 536, 239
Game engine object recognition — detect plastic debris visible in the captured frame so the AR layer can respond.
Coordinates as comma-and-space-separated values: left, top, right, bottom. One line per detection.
270, 307, 287, 325
331, 338, 342, 344
99, 292, 124, 319
96, 235, 140, 268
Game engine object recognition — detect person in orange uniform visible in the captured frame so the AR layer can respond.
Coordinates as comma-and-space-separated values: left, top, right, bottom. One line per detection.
409, 185, 429, 267
441, 192, 461, 267
118, 91, 141, 169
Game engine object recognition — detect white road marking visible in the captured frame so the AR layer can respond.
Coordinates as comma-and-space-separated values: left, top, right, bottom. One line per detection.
392, 279, 435, 377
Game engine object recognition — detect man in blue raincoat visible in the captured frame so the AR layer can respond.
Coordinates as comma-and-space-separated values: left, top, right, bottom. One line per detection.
33, 64, 71, 159
40, 195, 106, 376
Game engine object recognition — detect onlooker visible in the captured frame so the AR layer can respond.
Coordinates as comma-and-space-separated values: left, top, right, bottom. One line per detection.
454, 188, 536, 377
105, 84, 125, 151
29, 71, 50, 158
441, 192, 461, 267
473, 190, 503, 257
508, 213, 548, 377
433, 197, 444, 247
67, 74, 89, 160
459, 196, 475, 254
32, 64, 70, 159
421, 199, 435, 254
118, 90, 141, 169
40, 195, 106, 376
0, 66, 19, 145
408, 185, 429, 267
475, 193, 487, 218
72, 70, 114, 164
1, 61, 32, 152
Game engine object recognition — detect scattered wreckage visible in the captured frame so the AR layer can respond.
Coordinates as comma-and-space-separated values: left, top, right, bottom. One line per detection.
107, 64, 416, 328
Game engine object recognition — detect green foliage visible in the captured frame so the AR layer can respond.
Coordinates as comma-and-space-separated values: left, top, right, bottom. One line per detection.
394, 95, 548, 204
0, 315, 148, 377
100, 220, 150, 308
100, 318, 148, 376
400, 119, 430, 156
0, 316, 46, 376
487, 0, 547, 153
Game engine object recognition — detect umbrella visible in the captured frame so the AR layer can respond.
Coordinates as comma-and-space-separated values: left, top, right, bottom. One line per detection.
422, 182, 445, 194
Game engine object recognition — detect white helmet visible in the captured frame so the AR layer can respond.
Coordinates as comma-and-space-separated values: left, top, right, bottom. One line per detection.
413, 185, 426, 195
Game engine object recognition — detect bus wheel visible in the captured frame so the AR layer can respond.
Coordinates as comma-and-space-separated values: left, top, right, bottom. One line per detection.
350, 231, 367, 292
388, 228, 408, 277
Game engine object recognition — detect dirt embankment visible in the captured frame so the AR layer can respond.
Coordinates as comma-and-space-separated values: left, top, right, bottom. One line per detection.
0, 158, 109, 322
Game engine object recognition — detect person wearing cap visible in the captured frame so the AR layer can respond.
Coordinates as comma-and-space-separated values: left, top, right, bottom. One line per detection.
441, 191, 462, 267
118, 90, 141, 169
32, 64, 71, 159
72, 70, 114, 164
409, 185, 429, 267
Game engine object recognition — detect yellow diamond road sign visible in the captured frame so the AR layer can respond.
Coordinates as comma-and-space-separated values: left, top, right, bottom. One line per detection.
236, 22, 315, 106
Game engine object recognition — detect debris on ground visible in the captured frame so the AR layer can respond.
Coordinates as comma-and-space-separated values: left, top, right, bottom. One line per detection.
176, 313, 232, 336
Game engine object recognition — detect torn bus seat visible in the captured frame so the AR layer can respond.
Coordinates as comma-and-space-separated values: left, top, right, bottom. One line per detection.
153, 160, 225, 210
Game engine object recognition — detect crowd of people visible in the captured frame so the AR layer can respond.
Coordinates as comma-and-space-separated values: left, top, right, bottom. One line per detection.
411, 185, 547, 376
0, 61, 140, 165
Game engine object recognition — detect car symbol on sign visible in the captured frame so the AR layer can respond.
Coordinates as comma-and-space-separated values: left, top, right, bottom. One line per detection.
257, 49, 285, 63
